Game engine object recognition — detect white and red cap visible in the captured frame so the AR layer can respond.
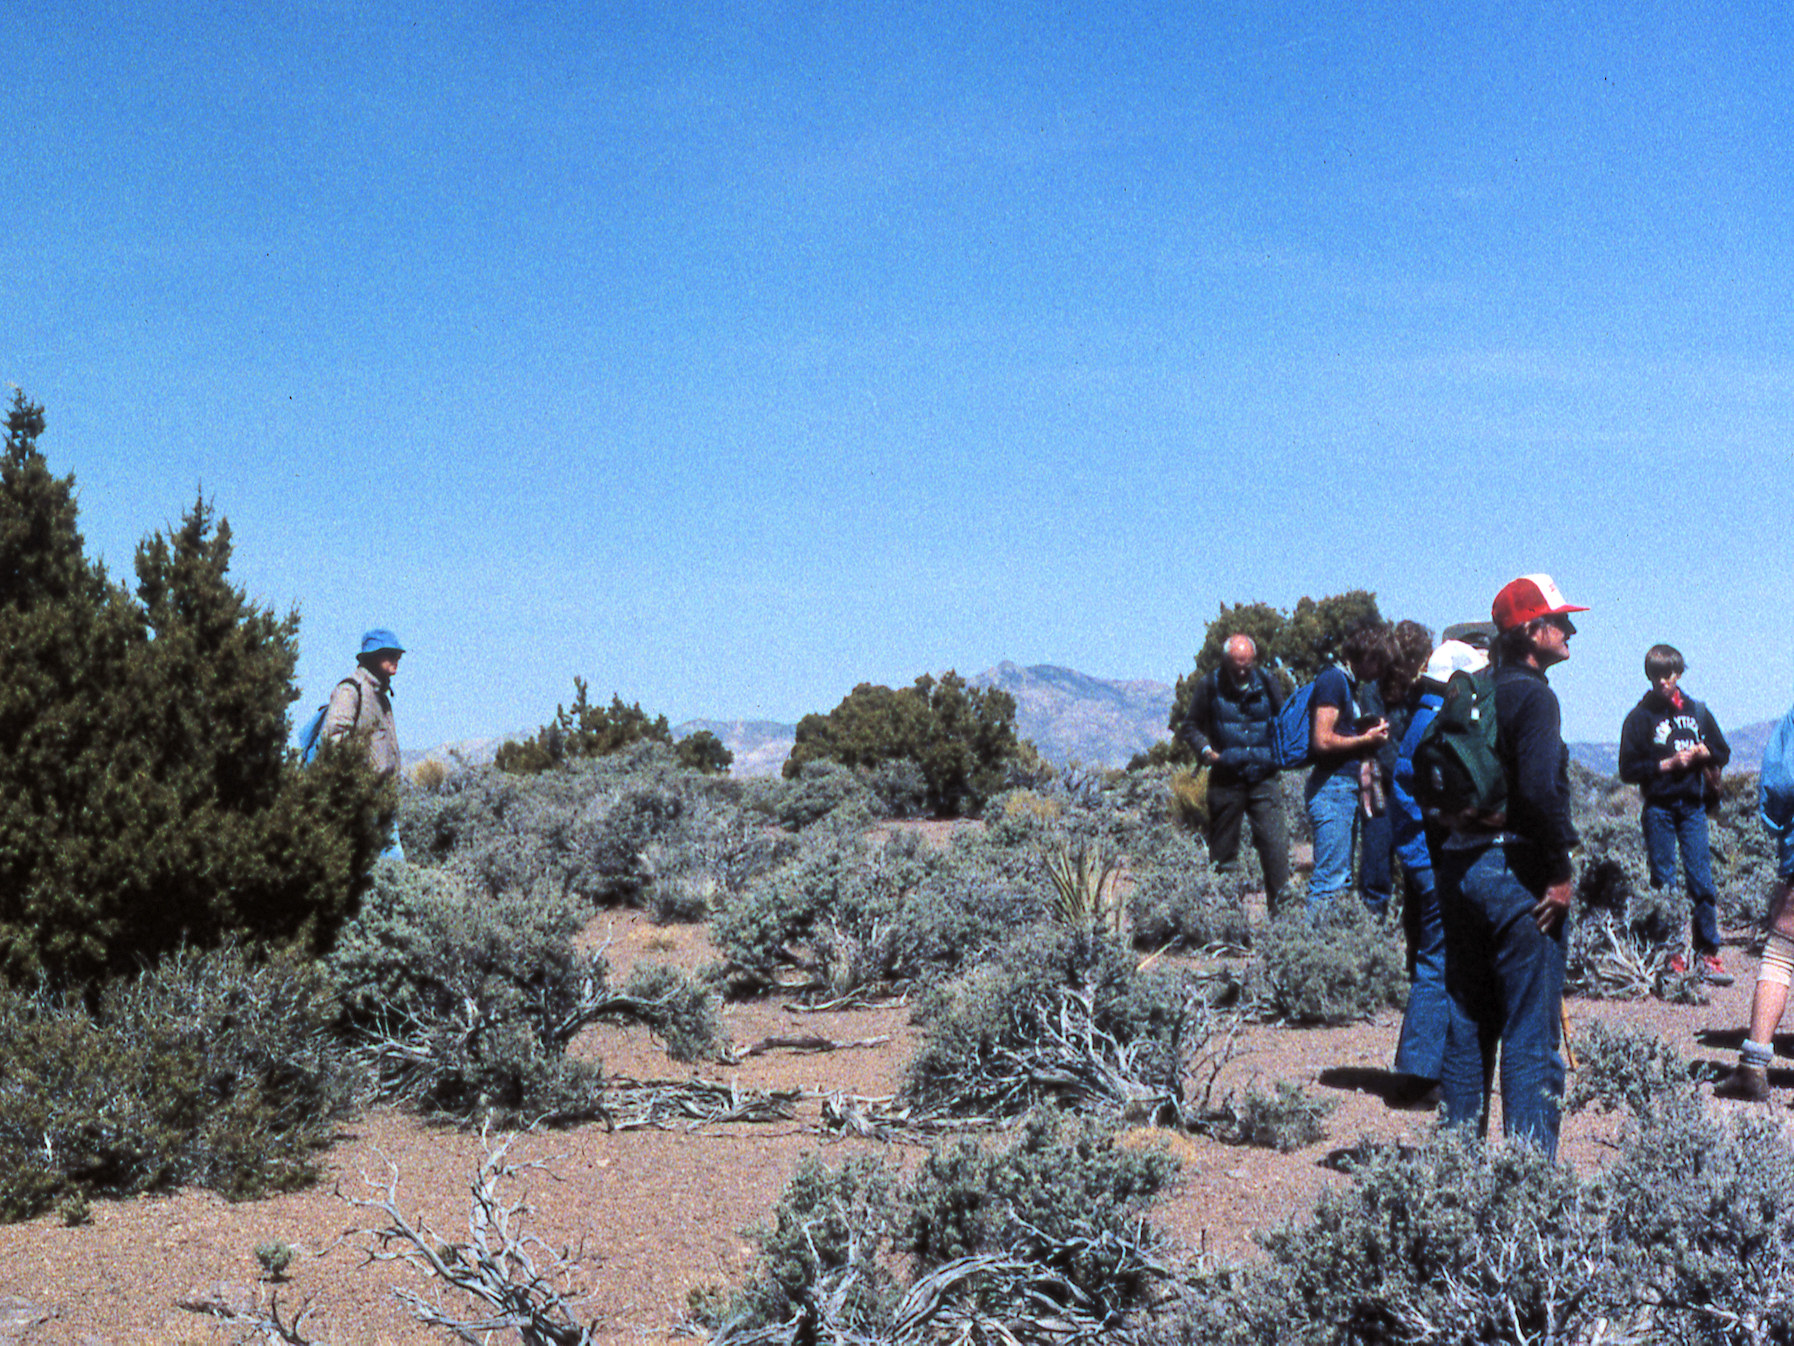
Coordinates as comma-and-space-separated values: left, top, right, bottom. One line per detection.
1491, 574, 1589, 632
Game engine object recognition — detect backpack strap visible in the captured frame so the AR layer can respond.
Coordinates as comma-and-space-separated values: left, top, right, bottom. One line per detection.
331, 677, 364, 735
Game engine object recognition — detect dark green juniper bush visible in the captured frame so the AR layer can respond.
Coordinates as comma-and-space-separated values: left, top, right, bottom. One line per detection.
0, 392, 387, 989
495, 675, 680, 774
784, 670, 1033, 818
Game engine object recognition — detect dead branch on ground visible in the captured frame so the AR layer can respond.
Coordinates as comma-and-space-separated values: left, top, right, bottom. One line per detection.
353, 1125, 600, 1346
726, 1032, 891, 1062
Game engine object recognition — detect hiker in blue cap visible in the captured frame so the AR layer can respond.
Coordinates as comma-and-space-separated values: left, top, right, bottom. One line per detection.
326, 628, 407, 857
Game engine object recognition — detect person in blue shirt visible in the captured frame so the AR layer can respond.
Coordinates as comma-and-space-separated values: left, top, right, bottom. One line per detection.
1303, 623, 1392, 909
1387, 638, 1487, 1108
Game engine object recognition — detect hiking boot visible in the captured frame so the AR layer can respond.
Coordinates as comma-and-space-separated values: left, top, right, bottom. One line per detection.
1388, 1077, 1443, 1111
1713, 1063, 1770, 1102
1698, 952, 1735, 986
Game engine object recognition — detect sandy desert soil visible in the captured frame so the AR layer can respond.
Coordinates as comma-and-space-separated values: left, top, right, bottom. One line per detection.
0, 894, 1783, 1346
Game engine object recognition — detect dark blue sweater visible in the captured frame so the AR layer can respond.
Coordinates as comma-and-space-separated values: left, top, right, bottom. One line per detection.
1496, 663, 1578, 884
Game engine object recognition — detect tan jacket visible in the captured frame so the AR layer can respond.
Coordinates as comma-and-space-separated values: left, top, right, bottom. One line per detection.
324, 664, 401, 776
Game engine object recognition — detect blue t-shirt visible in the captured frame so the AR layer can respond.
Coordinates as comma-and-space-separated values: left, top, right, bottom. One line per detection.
1308, 665, 1360, 780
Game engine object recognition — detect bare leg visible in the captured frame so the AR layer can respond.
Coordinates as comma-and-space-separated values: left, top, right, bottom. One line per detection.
1752, 880, 1794, 1044
1748, 979, 1792, 1048
1715, 881, 1794, 1100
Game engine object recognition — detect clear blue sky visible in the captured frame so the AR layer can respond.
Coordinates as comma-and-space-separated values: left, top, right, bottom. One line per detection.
5, 2, 1791, 747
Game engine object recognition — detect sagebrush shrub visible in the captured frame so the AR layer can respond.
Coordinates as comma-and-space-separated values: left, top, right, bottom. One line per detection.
1161, 1026, 1794, 1346
718, 1152, 898, 1336
329, 860, 722, 1119
1212, 1081, 1335, 1153
901, 1111, 1177, 1305
616, 963, 727, 1063
1128, 828, 1250, 951
399, 747, 776, 917
642, 793, 794, 925
1163, 1135, 1612, 1346
1601, 1102, 1794, 1340
771, 760, 873, 830
1565, 1019, 1702, 1121
0, 945, 356, 1219
902, 924, 1214, 1124
1249, 903, 1407, 1026
709, 820, 1046, 998
716, 1114, 1177, 1342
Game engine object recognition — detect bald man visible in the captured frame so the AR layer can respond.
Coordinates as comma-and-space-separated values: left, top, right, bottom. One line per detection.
1180, 634, 1290, 910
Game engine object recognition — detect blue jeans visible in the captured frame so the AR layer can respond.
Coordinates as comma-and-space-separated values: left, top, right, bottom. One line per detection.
1304, 767, 1359, 909
1360, 806, 1394, 917
1641, 798, 1719, 954
1393, 869, 1460, 1082
1436, 841, 1567, 1159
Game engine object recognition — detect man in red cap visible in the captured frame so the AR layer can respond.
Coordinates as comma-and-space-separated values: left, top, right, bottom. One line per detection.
1434, 573, 1587, 1158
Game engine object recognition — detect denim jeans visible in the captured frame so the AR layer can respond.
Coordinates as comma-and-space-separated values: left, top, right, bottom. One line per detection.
1436, 841, 1567, 1159
1304, 767, 1359, 909
1393, 869, 1460, 1083
1641, 798, 1719, 954
1359, 806, 1393, 918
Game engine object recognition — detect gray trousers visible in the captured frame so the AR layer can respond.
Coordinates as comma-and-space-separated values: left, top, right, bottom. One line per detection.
1207, 775, 1290, 909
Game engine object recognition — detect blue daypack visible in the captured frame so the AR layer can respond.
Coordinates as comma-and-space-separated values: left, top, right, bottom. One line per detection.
1759, 704, 1794, 836
296, 679, 360, 765
1272, 680, 1320, 770
1272, 670, 1358, 771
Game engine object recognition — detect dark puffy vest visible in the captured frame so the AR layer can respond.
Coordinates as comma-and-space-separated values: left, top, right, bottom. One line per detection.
1208, 670, 1278, 783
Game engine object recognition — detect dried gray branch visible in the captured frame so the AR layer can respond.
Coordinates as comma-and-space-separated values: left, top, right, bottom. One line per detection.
177, 1288, 326, 1345
726, 1033, 891, 1062
352, 1125, 600, 1346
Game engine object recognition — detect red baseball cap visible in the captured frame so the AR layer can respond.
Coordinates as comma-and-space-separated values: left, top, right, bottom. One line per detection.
1492, 574, 1589, 632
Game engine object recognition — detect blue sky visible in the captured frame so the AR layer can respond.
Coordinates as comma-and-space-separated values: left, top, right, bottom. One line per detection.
5, 2, 1791, 748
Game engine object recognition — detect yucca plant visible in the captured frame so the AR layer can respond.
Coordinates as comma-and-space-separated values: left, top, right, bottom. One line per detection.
1043, 840, 1124, 935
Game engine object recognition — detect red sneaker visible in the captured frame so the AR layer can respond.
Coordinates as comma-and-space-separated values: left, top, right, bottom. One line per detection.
1699, 953, 1735, 986
1666, 953, 1688, 976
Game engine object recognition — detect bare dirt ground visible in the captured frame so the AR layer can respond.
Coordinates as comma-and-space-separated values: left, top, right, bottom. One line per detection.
0, 887, 1784, 1345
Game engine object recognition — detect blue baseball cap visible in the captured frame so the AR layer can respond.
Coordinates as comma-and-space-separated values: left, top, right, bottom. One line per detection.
359, 628, 406, 656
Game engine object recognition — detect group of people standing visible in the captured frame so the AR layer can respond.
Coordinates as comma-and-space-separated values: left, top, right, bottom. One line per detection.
1182, 573, 1764, 1158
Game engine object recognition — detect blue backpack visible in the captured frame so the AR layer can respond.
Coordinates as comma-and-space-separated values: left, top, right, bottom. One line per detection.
1272, 671, 1360, 771
1272, 680, 1321, 770
296, 679, 360, 765
1759, 704, 1794, 836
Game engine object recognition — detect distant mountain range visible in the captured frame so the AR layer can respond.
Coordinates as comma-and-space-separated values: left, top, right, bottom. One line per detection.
433, 664, 1780, 780
676, 663, 1177, 776
971, 661, 1175, 768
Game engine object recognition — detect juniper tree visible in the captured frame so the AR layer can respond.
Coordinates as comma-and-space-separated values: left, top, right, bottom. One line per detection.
495, 676, 675, 773
783, 671, 1025, 817
0, 392, 387, 987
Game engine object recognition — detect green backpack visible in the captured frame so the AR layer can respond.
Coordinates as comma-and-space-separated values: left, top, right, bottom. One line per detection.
1411, 667, 1508, 831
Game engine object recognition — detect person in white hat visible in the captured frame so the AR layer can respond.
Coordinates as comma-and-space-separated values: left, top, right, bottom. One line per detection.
1384, 638, 1488, 1109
